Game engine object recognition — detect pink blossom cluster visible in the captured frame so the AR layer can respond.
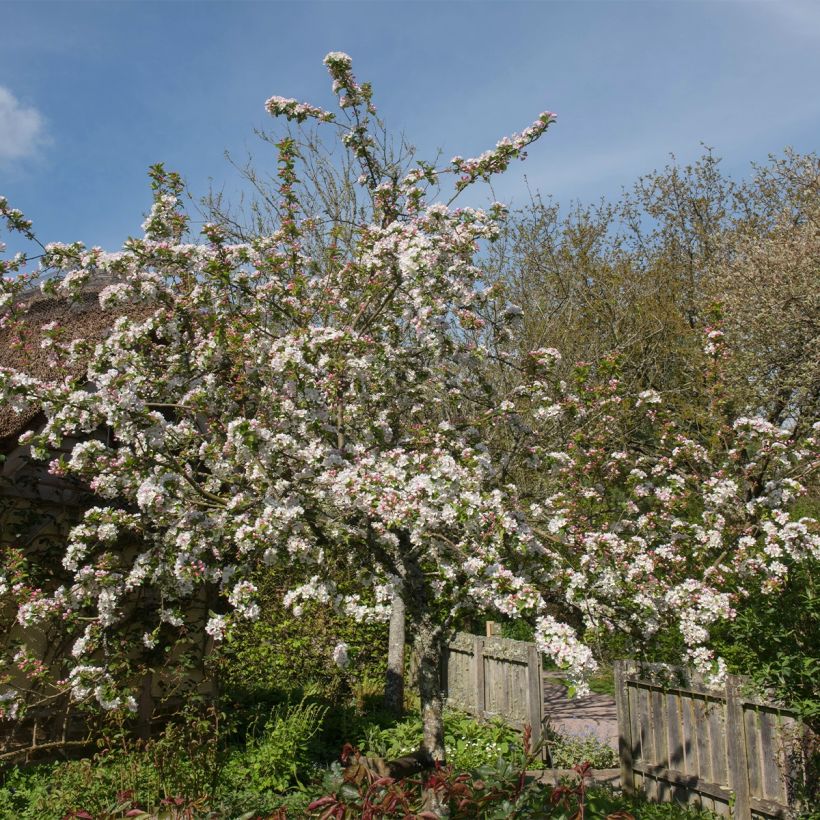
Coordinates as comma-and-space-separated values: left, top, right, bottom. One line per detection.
451, 112, 556, 191
264, 95, 335, 124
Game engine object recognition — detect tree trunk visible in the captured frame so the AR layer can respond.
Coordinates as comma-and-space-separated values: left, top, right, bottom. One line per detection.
414, 620, 446, 762
393, 532, 446, 762
384, 587, 406, 716
136, 672, 154, 740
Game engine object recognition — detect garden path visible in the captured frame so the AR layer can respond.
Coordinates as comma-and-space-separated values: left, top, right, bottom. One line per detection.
543, 680, 619, 752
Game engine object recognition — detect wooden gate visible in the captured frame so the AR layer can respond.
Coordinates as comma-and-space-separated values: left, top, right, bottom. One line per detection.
441, 632, 544, 748
614, 661, 809, 818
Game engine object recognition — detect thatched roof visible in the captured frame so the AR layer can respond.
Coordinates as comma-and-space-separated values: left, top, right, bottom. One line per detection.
0, 285, 143, 447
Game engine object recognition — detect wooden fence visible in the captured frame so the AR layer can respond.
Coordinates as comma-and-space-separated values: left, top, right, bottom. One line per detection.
441, 631, 544, 748
614, 661, 809, 818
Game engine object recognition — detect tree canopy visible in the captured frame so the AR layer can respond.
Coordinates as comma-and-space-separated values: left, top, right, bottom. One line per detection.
1, 54, 817, 761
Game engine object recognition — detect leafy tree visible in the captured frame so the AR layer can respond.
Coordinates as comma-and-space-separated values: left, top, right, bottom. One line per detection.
495, 149, 820, 437
1, 55, 817, 774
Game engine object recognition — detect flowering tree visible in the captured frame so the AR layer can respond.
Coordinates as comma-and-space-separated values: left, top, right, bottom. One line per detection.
508, 341, 819, 680
0, 54, 817, 766
0, 53, 558, 760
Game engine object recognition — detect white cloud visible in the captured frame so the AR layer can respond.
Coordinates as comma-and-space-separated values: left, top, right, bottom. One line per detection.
0, 86, 47, 162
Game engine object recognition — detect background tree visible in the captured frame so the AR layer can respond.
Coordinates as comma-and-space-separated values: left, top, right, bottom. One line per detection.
493, 148, 819, 441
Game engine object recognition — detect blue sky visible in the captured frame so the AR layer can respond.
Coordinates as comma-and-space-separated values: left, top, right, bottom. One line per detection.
1, 0, 819, 253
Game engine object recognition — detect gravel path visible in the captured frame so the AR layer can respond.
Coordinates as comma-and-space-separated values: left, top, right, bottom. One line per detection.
543, 681, 619, 752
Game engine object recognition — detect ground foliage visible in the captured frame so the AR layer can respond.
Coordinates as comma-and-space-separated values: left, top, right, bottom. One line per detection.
0, 710, 716, 819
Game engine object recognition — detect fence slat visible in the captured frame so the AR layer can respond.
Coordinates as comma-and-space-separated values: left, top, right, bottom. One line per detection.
758, 710, 783, 803
708, 697, 728, 788
614, 661, 635, 794
526, 642, 543, 748
681, 692, 698, 777
652, 687, 668, 770
743, 706, 763, 804
473, 635, 485, 719
667, 691, 683, 771
694, 697, 713, 786
725, 675, 751, 819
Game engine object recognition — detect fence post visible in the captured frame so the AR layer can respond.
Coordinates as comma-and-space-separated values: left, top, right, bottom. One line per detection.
725, 675, 751, 819
526, 642, 543, 751
473, 634, 485, 720
614, 660, 635, 794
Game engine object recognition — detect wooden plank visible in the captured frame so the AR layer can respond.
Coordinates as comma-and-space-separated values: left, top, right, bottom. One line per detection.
482, 635, 531, 664
526, 643, 542, 748
778, 715, 803, 810
501, 657, 510, 718
492, 657, 503, 716
652, 687, 668, 770
744, 705, 763, 802
681, 693, 698, 777
473, 635, 485, 719
629, 682, 642, 764
758, 709, 783, 803
624, 677, 721, 699
631, 762, 733, 802
641, 686, 658, 799
641, 686, 655, 763
614, 661, 635, 794
724, 675, 751, 820
667, 691, 684, 771
749, 793, 791, 817
508, 661, 518, 720
694, 696, 713, 785
482, 656, 493, 715
708, 697, 728, 787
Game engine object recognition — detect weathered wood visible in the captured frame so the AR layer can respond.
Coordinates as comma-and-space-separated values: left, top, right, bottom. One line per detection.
473, 635, 485, 718
743, 706, 763, 801
758, 709, 781, 803
707, 697, 727, 788
485, 620, 502, 637
614, 660, 635, 794
680, 694, 698, 776
632, 762, 733, 802
651, 687, 667, 770
442, 631, 543, 742
618, 663, 805, 819
526, 642, 543, 748
724, 675, 751, 819
667, 691, 683, 771
694, 697, 713, 786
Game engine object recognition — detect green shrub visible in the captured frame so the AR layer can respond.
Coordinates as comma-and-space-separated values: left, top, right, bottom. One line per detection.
711, 556, 820, 731
356, 708, 524, 771
0, 751, 164, 818
545, 728, 619, 769
221, 698, 329, 795
216, 566, 389, 702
